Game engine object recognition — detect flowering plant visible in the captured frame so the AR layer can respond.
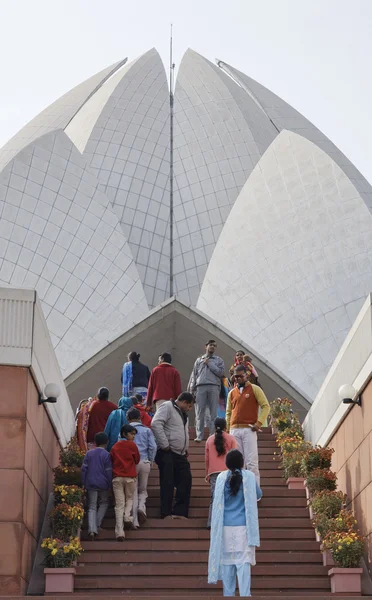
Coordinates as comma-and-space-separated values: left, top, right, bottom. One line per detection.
323, 529, 364, 568
301, 446, 334, 476
50, 503, 84, 539
41, 537, 83, 568
60, 438, 85, 467
276, 416, 293, 431
282, 450, 306, 479
279, 435, 310, 454
53, 465, 82, 486
310, 490, 347, 518
53, 485, 84, 507
270, 397, 292, 419
306, 468, 337, 493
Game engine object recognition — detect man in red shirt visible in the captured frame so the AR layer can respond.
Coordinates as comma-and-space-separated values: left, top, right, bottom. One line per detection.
147, 353, 182, 412
87, 387, 117, 448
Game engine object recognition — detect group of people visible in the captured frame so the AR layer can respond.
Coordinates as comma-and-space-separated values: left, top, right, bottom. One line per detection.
76, 341, 271, 596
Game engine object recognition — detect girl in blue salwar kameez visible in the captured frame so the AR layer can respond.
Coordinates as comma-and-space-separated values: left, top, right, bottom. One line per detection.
208, 449, 262, 597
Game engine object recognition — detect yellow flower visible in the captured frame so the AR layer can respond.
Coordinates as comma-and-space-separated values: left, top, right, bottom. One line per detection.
51, 548, 58, 555
338, 545, 342, 550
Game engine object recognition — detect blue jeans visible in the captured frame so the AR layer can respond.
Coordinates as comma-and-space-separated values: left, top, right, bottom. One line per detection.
87, 489, 109, 534
222, 563, 251, 597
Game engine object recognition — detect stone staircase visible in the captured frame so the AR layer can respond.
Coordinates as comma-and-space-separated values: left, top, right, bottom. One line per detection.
73, 428, 340, 597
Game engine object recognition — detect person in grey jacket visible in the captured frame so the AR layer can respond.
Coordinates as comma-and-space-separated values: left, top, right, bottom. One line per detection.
151, 392, 195, 519
188, 340, 225, 442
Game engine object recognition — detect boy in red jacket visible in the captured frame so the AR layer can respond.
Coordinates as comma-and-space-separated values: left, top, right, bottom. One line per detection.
110, 424, 140, 540
131, 394, 152, 427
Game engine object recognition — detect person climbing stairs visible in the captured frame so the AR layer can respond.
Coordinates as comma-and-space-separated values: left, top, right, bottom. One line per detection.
72, 427, 340, 596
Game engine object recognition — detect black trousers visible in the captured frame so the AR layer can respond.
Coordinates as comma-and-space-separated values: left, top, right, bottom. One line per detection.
155, 449, 192, 518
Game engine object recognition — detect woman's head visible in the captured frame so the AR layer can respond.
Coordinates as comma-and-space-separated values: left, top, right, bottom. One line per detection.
213, 418, 227, 457
215, 417, 226, 432
226, 449, 244, 471
226, 449, 244, 496
128, 351, 140, 362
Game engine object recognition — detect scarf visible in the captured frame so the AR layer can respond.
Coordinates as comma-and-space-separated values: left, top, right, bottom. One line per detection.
122, 361, 133, 397
208, 470, 260, 583
76, 396, 98, 453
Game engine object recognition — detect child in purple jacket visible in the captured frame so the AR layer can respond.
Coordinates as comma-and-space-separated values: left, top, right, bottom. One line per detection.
81, 432, 112, 539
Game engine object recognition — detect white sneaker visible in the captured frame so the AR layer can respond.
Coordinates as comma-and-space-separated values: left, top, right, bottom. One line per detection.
194, 438, 202, 443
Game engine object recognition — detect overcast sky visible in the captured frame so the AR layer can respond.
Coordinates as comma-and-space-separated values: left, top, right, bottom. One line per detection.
1, 0, 371, 183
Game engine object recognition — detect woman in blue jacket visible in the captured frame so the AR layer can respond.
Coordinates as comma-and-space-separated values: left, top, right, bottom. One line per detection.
104, 396, 133, 451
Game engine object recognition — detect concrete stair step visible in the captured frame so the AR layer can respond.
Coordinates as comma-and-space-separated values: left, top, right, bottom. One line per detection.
148, 470, 283, 481
81, 527, 315, 541
81, 539, 321, 551
102, 507, 309, 520
79, 550, 324, 564
141, 496, 308, 509
146, 486, 305, 498
40, 595, 362, 599
149, 478, 286, 487
76, 564, 329, 577
74, 575, 331, 591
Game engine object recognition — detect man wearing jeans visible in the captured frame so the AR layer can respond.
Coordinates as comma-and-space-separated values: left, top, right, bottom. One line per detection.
188, 340, 225, 442
81, 432, 112, 540
151, 392, 195, 519
225, 365, 270, 485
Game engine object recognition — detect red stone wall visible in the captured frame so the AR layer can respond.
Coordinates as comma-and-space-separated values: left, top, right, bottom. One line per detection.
0, 366, 60, 595
329, 378, 372, 579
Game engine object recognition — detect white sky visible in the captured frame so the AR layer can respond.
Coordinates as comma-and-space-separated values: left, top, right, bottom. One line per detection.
1, 0, 371, 183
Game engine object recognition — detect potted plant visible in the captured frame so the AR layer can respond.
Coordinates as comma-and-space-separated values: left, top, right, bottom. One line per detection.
323, 529, 364, 593
53, 465, 83, 486
301, 446, 334, 477
282, 450, 306, 489
60, 437, 85, 467
54, 484, 84, 506
278, 434, 310, 455
305, 468, 337, 495
310, 490, 346, 518
42, 537, 83, 593
270, 398, 292, 433
314, 509, 357, 566
50, 503, 84, 539
309, 490, 346, 551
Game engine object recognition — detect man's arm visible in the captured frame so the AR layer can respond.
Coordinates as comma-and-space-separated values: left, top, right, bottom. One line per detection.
225, 390, 233, 432
252, 384, 270, 427
187, 359, 199, 393
147, 429, 158, 462
147, 371, 155, 407
151, 404, 171, 450
103, 452, 113, 488
207, 356, 225, 378
133, 443, 140, 464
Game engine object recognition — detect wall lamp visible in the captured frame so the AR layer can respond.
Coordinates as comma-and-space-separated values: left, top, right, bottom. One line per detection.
338, 384, 362, 407
38, 383, 61, 405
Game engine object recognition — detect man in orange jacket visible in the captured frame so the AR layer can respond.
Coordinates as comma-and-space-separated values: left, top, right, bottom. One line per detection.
225, 365, 270, 485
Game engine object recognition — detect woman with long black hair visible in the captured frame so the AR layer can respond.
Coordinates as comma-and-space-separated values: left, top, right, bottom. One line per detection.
205, 418, 237, 528
208, 449, 262, 597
